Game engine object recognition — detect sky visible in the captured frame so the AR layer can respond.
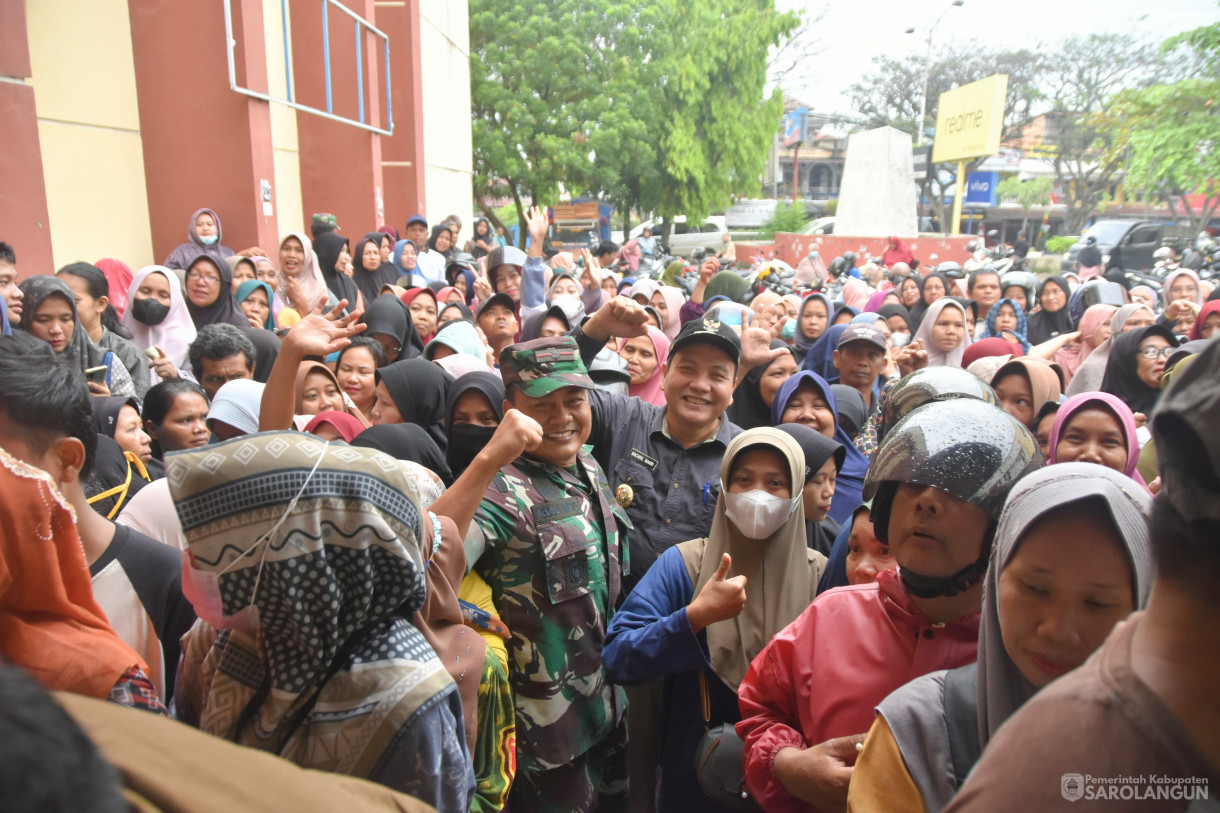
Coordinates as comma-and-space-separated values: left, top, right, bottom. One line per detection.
774, 0, 1218, 119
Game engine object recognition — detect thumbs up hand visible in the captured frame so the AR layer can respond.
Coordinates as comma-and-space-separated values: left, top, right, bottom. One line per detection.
687, 553, 748, 633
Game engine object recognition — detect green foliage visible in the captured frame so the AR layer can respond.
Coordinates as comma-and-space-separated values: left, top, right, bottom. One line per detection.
757, 201, 808, 239
824, 197, 838, 216
995, 177, 1054, 210
1045, 235, 1077, 254
469, 0, 795, 239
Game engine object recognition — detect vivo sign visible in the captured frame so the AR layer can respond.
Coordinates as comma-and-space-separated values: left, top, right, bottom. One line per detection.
965, 171, 998, 205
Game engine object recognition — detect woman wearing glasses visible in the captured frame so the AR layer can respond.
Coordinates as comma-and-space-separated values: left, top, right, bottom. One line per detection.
1099, 324, 1180, 417
183, 255, 248, 330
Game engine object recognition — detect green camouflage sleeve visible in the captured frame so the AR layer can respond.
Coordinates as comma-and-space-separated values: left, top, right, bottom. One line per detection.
472, 472, 518, 569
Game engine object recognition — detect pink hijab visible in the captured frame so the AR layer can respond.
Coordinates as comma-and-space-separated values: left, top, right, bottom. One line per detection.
912, 298, 972, 367
654, 286, 687, 341
841, 278, 872, 310
795, 251, 829, 285
1049, 392, 1148, 489
95, 259, 134, 317
1054, 304, 1117, 385
618, 326, 670, 406
621, 240, 642, 272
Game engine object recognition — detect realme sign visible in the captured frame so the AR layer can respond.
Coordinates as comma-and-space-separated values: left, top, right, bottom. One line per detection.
931, 74, 1008, 164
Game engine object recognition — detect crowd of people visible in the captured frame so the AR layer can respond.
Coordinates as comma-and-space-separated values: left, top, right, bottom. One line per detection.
0, 203, 1218, 813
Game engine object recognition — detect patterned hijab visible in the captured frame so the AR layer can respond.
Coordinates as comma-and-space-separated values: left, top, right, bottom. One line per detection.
169, 433, 457, 778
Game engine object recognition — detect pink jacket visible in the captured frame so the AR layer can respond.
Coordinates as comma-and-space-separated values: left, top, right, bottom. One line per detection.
737, 570, 980, 813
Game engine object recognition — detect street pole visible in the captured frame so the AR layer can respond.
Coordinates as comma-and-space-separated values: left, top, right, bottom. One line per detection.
911, 0, 963, 147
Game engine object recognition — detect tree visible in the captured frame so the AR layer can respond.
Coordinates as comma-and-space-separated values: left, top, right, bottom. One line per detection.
995, 176, 1053, 233
1090, 21, 1220, 233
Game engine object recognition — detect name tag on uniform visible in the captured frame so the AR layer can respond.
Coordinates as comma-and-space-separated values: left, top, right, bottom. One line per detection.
628, 448, 659, 471
532, 498, 583, 525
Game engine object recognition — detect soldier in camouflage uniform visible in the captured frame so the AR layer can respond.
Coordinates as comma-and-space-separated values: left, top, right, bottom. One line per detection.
460, 336, 632, 813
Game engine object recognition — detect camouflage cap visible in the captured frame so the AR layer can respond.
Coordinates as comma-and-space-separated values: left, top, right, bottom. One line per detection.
500, 336, 596, 398
311, 212, 339, 229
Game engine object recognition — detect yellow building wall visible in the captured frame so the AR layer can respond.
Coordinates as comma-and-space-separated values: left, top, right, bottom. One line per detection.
264, 0, 304, 239
26, 0, 155, 272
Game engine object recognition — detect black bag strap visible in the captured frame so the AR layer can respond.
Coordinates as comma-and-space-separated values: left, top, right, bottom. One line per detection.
942, 662, 982, 784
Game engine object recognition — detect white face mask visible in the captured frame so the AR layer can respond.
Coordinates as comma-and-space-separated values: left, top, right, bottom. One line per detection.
181, 440, 330, 632
723, 489, 797, 539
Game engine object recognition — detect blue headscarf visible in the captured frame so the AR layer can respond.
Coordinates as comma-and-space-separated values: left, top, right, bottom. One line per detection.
771, 370, 868, 524
234, 279, 278, 330
851, 311, 882, 326
818, 504, 863, 593
981, 297, 1032, 352
800, 323, 848, 382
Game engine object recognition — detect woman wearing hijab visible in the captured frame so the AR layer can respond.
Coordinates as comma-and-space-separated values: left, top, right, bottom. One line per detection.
1160, 268, 1203, 336
445, 258, 478, 306
1100, 324, 1180, 417
649, 286, 687, 342
1064, 303, 1156, 397
312, 231, 362, 314
204, 378, 265, 441
772, 371, 870, 525
402, 288, 440, 344
362, 292, 424, 363
1054, 303, 1116, 386
17, 276, 137, 397
182, 255, 247, 330
979, 297, 1032, 353
277, 232, 335, 316
989, 357, 1064, 431
851, 464, 1152, 813
877, 303, 912, 344
162, 207, 235, 270
728, 340, 797, 429
1024, 275, 1074, 344
1190, 299, 1220, 341
792, 293, 831, 365
1048, 392, 1148, 489
92, 395, 154, 465
618, 326, 672, 408
444, 371, 505, 477
620, 240, 642, 272
416, 224, 454, 285
302, 410, 366, 443
912, 298, 972, 368
393, 239, 421, 286
800, 323, 849, 381
841, 277, 872, 311
776, 422, 846, 555
907, 272, 948, 331
95, 258, 134, 317
352, 233, 402, 306
370, 358, 454, 451
794, 248, 828, 287
235, 279, 278, 330
881, 236, 915, 268
469, 219, 494, 259
350, 423, 454, 486
170, 434, 473, 809
293, 360, 366, 427
603, 429, 826, 813
120, 266, 197, 385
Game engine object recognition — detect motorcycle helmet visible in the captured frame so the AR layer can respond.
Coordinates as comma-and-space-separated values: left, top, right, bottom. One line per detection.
587, 347, 631, 396
999, 271, 1037, 309
865, 398, 1041, 598
1068, 280, 1128, 324
936, 261, 965, 279
842, 251, 857, 267
445, 252, 479, 276
486, 246, 527, 290
881, 366, 998, 444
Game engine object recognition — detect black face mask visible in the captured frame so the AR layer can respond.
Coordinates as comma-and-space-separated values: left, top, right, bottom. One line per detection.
447, 424, 498, 475
132, 297, 170, 326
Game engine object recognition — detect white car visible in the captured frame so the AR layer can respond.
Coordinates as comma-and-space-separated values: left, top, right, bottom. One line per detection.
801, 216, 836, 235
630, 216, 729, 257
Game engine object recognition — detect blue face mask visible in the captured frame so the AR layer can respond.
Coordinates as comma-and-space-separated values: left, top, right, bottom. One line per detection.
781, 318, 797, 341
199, 234, 219, 246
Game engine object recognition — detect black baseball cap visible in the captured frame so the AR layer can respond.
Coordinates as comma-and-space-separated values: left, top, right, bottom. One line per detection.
837, 324, 888, 353
668, 315, 742, 364
477, 293, 515, 319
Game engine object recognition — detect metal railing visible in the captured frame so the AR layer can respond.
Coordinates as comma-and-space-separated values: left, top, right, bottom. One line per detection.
223, 0, 394, 136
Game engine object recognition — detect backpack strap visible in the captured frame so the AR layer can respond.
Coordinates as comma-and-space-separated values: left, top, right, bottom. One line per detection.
942, 661, 982, 784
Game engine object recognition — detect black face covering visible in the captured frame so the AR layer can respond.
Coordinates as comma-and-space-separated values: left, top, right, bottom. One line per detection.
447, 424, 497, 475
132, 297, 170, 326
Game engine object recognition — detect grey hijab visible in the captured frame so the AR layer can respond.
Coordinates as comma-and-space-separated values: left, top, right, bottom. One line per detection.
877, 463, 1153, 812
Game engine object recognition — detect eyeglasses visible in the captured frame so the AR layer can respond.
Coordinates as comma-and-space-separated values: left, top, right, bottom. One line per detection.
186, 271, 221, 284
1137, 345, 1175, 360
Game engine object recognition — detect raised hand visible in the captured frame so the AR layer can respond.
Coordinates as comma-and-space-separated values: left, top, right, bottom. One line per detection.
686, 553, 747, 633
480, 408, 544, 469
149, 345, 180, 381
895, 338, 928, 377
584, 295, 650, 342
740, 324, 787, 371
473, 262, 495, 302
699, 257, 718, 285
525, 205, 549, 258
284, 300, 366, 357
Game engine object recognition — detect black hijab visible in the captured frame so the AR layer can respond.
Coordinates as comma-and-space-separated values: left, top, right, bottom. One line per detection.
444, 371, 506, 476
908, 272, 949, 331
1025, 275, 1075, 344
428, 224, 454, 254
83, 434, 153, 520
91, 396, 140, 439
313, 231, 361, 312
350, 423, 453, 486
793, 293, 832, 362
362, 293, 424, 359
728, 340, 793, 430
352, 233, 401, 306
184, 255, 247, 329
376, 358, 454, 451
829, 385, 868, 439
877, 303, 912, 334
1100, 324, 1179, 416
245, 327, 281, 383
17, 275, 109, 372
775, 422, 846, 556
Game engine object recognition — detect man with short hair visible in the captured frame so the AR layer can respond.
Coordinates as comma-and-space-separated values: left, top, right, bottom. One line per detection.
187, 323, 256, 399
968, 269, 1002, 339
0, 242, 23, 326
404, 214, 428, 246
596, 240, 620, 268
429, 335, 630, 813
832, 325, 888, 412
477, 294, 520, 362
944, 342, 1220, 813
738, 399, 1040, 813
